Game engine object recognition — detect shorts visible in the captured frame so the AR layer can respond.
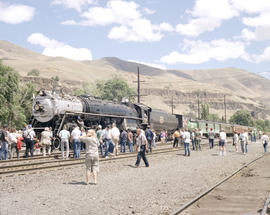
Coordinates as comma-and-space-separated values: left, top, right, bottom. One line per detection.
219, 140, 225, 147
85, 154, 99, 172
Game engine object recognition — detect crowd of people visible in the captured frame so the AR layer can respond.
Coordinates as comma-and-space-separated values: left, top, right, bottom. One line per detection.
171, 127, 269, 156
0, 122, 269, 184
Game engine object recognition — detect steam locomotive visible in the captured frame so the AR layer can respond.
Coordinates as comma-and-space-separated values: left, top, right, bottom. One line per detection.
32, 90, 185, 146
32, 90, 255, 147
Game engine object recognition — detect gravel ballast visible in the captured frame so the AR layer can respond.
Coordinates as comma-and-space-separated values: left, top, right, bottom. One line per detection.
0, 140, 266, 215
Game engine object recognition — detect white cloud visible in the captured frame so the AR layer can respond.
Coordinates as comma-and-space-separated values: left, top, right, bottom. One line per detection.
0, 2, 35, 24
159, 22, 174, 32
252, 46, 270, 63
242, 13, 270, 27
231, 0, 270, 14
27, 33, 92, 61
241, 27, 270, 41
176, 0, 238, 37
51, 0, 97, 12
176, 17, 221, 37
79, 0, 141, 26
62, 0, 167, 42
108, 19, 163, 42
192, 0, 238, 19
128, 59, 166, 70
160, 39, 247, 64
143, 7, 155, 15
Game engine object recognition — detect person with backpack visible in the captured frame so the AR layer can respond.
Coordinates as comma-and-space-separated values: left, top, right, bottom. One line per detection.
261, 133, 269, 153
145, 126, 154, 153
23, 124, 36, 157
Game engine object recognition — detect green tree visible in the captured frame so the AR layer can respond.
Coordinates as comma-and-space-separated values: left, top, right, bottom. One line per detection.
27, 69, 40, 76
229, 110, 254, 126
0, 61, 36, 128
208, 113, 219, 122
95, 75, 136, 102
201, 104, 209, 120
73, 83, 93, 96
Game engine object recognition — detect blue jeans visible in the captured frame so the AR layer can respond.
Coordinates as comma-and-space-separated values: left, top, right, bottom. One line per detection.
191, 139, 195, 150
245, 143, 248, 153
209, 139, 214, 149
147, 139, 152, 153
128, 141, 133, 152
263, 142, 268, 153
99, 142, 103, 156
120, 140, 126, 153
73, 139, 81, 158
104, 139, 114, 157
135, 145, 149, 167
0, 142, 9, 160
184, 142, 190, 156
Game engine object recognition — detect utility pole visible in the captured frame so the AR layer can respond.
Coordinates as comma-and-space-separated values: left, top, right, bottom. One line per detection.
137, 67, 140, 103
197, 93, 200, 119
171, 96, 174, 114
224, 94, 227, 123
133, 66, 146, 103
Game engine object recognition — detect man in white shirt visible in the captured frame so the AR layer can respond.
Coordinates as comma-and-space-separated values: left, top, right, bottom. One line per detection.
111, 123, 120, 156
71, 126, 81, 158
102, 125, 114, 158
135, 128, 149, 167
182, 129, 191, 156
219, 130, 227, 156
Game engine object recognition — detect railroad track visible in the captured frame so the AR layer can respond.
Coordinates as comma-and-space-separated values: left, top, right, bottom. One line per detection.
1, 141, 175, 164
0, 146, 180, 176
170, 152, 270, 215
0, 139, 231, 176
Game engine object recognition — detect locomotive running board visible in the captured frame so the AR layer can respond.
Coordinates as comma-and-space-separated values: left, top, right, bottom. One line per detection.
64, 111, 143, 121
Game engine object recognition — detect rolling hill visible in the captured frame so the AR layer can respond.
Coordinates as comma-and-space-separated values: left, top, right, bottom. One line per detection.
1, 40, 270, 119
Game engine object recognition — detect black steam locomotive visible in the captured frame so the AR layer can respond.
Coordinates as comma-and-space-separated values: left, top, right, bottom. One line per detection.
32, 90, 185, 146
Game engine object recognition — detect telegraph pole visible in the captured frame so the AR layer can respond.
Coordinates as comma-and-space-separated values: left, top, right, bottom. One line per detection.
171, 96, 174, 114
224, 95, 227, 123
133, 66, 146, 103
137, 67, 140, 103
197, 93, 200, 119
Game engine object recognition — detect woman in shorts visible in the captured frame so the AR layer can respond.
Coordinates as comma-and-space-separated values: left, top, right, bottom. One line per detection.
80, 129, 99, 185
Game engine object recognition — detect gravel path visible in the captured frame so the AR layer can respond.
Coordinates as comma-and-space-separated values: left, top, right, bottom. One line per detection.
0, 140, 266, 215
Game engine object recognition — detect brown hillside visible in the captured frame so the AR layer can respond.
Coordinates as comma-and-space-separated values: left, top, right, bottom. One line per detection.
1, 40, 269, 119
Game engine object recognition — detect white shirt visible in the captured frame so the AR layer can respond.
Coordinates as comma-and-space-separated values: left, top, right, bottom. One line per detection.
182, 131, 191, 143
71, 128, 81, 140
59, 130, 70, 139
261, 135, 269, 144
219, 132, 226, 141
111, 127, 120, 139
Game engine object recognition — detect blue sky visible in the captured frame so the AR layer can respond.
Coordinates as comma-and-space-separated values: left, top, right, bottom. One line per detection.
1, 0, 270, 76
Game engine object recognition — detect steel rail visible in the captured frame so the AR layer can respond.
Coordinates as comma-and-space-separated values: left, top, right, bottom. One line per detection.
0, 147, 180, 175
261, 191, 270, 215
170, 152, 270, 215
